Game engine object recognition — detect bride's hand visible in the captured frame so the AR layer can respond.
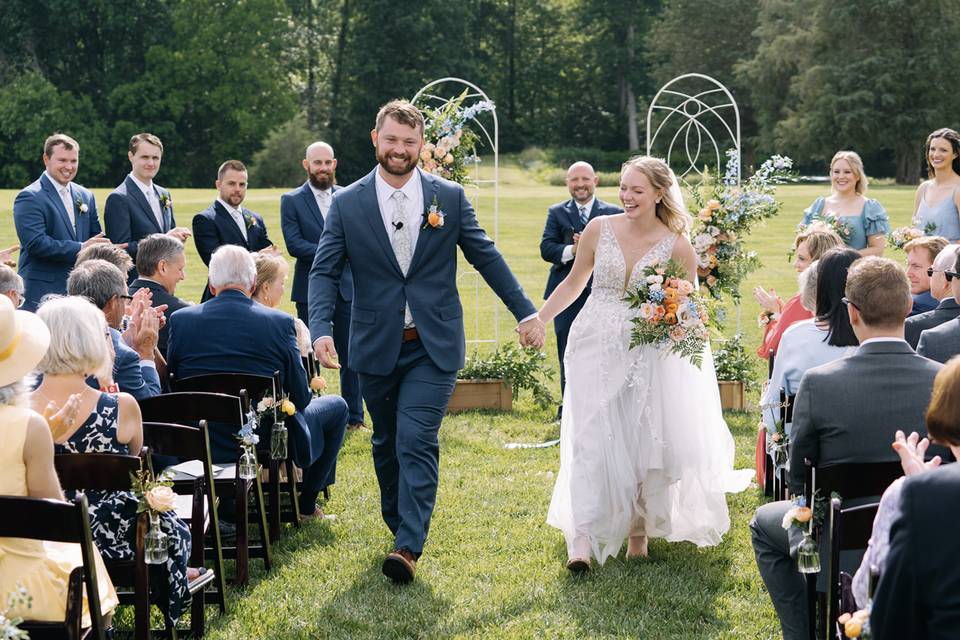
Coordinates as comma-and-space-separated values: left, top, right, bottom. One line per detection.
753, 286, 781, 313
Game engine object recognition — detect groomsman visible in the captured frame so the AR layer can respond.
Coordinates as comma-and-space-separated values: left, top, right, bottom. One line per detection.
104, 133, 191, 282
193, 160, 275, 301
539, 161, 620, 418
281, 142, 364, 429
13, 133, 111, 311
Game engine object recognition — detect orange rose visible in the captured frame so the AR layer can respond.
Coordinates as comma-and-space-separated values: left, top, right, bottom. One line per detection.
428, 211, 444, 228
794, 506, 813, 523
706, 199, 722, 211
663, 312, 677, 325
652, 305, 665, 321
663, 288, 679, 303
310, 376, 326, 392
666, 302, 679, 314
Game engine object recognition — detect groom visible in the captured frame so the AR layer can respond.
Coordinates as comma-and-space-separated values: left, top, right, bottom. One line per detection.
309, 100, 544, 583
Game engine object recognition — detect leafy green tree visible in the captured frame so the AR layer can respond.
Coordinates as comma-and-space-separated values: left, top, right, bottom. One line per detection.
250, 114, 317, 188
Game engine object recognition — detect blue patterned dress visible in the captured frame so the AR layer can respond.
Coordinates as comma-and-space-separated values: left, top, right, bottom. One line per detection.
802, 197, 890, 250
55, 393, 192, 620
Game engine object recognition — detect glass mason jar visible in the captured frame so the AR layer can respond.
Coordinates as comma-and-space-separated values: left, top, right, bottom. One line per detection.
796, 532, 820, 574
239, 443, 258, 480
145, 511, 169, 565
271, 421, 288, 460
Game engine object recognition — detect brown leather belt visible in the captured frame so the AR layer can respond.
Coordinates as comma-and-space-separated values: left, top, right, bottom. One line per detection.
402, 327, 419, 342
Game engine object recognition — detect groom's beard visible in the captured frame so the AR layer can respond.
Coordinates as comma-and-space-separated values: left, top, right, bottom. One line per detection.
377, 147, 419, 176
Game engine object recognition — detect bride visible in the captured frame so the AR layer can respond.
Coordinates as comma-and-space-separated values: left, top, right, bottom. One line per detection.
538, 156, 752, 572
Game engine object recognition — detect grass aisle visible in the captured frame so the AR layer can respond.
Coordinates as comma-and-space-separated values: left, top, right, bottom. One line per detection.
0, 166, 918, 638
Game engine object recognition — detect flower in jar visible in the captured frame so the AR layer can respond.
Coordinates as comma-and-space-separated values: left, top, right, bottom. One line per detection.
146, 486, 176, 512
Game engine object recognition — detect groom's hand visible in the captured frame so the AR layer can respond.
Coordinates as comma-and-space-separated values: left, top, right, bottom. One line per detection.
313, 336, 341, 369
516, 316, 546, 349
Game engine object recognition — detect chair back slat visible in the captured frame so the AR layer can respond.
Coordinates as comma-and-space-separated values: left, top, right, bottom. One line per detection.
143, 420, 208, 460
174, 373, 277, 413
54, 453, 142, 492
833, 500, 880, 551
140, 392, 245, 427
807, 461, 904, 504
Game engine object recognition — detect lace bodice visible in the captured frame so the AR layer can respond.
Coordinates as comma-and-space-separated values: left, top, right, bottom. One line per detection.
592, 217, 677, 298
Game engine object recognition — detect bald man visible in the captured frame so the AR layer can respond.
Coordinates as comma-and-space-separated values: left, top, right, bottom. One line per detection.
280, 142, 363, 429
539, 162, 621, 419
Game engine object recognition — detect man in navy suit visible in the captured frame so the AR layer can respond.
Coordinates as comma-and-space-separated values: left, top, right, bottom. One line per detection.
309, 100, 544, 583
13, 133, 111, 311
193, 160, 275, 302
104, 133, 192, 283
168, 245, 348, 519
129, 234, 191, 358
281, 141, 364, 429
540, 161, 621, 417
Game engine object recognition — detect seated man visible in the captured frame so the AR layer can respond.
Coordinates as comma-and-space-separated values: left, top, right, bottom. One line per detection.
905, 236, 948, 316
750, 257, 942, 640
66, 259, 163, 400
905, 243, 960, 348
130, 234, 191, 358
918, 250, 960, 364
0, 264, 25, 308
166, 245, 347, 519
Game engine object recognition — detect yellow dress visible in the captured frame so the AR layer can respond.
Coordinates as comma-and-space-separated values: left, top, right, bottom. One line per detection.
0, 404, 119, 625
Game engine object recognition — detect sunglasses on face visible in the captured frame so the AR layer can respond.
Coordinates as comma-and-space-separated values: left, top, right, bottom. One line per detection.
841, 296, 859, 310
927, 267, 957, 282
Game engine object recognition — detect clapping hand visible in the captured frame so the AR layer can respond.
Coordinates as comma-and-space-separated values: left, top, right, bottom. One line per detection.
0, 244, 19, 267
168, 227, 192, 243
516, 316, 546, 349
753, 286, 782, 314
892, 430, 941, 476
42, 392, 82, 440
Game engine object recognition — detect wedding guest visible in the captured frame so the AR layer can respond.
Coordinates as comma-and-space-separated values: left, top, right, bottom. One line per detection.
754, 225, 844, 358
13, 134, 110, 311
75, 241, 134, 274
871, 358, 960, 639
905, 242, 960, 347
761, 248, 860, 434
167, 246, 348, 519
539, 161, 620, 420
918, 251, 960, 363
193, 160, 275, 302
904, 235, 949, 317
0, 244, 18, 268
252, 253, 311, 356
800, 150, 889, 256
129, 234, 190, 358
751, 257, 941, 640
913, 127, 960, 241
280, 143, 364, 429
104, 133, 191, 282
67, 260, 162, 400
0, 295, 119, 630
0, 264, 25, 308
32, 296, 197, 625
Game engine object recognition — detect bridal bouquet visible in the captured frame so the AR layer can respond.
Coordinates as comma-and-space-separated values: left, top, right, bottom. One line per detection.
626, 260, 710, 367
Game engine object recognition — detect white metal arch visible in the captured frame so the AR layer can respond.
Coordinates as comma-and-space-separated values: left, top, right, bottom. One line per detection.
646, 73, 741, 185
413, 77, 501, 348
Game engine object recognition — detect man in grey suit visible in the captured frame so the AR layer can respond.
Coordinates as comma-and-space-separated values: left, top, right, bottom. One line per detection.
918, 251, 960, 363
905, 244, 960, 348
750, 257, 943, 640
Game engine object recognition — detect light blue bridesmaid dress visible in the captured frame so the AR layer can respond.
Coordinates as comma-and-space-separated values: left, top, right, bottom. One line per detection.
801, 197, 890, 250
915, 188, 960, 241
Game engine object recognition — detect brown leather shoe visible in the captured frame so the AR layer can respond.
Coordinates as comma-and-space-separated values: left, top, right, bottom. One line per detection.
382, 548, 417, 584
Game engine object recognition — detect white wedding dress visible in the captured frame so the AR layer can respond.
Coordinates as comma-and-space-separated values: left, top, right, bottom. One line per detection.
547, 217, 753, 564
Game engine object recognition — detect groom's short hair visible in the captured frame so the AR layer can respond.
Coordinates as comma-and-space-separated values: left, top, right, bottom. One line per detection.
376, 100, 424, 133
844, 256, 911, 329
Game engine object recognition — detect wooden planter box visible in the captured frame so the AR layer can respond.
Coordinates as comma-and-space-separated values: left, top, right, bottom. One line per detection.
447, 379, 512, 413
718, 380, 746, 411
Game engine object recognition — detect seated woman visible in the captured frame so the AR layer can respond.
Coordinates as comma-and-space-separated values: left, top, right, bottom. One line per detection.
31, 296, 197, 624
755, 225, 845, 359
252, 253, 312, 356
850, 358, 960, 610
761, 248, 860, 434
0, 295, 119, 629
802, 150, 890, 256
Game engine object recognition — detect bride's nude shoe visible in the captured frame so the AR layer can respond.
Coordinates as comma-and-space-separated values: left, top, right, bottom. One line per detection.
567, 537, 592, 573
566, 557, 591, 574
626, 535, 648, 559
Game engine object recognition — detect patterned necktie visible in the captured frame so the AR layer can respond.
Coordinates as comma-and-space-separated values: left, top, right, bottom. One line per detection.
578, 205, 589, 226
390, 190, 414, 326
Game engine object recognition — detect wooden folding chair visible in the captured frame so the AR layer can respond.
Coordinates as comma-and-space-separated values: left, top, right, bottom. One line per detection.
138, 392, 271, 587
1, 494, 107, 640
173, 372, 303, 541
142, 419, 231, 628
826, 498, 880, 639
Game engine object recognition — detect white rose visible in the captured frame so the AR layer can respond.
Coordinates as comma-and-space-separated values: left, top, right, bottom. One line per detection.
649, 283, 662, 292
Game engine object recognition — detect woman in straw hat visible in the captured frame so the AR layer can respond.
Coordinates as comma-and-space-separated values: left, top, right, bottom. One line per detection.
0, 295, 119, 629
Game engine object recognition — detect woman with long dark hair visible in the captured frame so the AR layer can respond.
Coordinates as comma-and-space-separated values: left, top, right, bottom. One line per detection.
914, 128, 960, 241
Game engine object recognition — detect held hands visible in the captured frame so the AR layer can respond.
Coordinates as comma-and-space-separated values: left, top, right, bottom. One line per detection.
892, 430, 941, 476
516, 316, 546, 349
313, 336, 341, 369
753, 286, 783, 314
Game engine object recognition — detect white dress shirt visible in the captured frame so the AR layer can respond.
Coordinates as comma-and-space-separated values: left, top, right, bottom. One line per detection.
129, 173, 164, 229
217, 198, 248, 242
561, 197, 595, 264
46, 171, 76, 229
374, 168, 424, 248
309, 184, 334, 220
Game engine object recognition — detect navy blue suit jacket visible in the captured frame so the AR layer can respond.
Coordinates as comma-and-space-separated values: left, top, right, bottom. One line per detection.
13, 173, 102, 310
166, 290, 319, 466
192, 201, 272, 301
94, 328, 161, 401
104, 176, 175, 276
308, 168, 537, 375
279, 182, 352, 303
540, 197, 621, 298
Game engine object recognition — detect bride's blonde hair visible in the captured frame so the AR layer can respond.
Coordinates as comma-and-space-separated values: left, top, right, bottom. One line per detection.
620, 156, 690, 235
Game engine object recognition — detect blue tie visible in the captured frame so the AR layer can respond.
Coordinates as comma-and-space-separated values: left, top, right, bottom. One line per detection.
578, 205, 588, 226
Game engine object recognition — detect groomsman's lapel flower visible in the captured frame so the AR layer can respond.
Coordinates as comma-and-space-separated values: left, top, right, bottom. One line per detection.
243, 211, 258, 229
422, 195, 445, 229
159, 192, 172, 211
74, 196, 88, 214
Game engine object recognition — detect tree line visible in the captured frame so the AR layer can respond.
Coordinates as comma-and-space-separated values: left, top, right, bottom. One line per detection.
1, 0, 957, 188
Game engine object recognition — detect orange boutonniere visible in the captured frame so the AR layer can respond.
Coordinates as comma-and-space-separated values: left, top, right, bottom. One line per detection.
422, 195, 445, 229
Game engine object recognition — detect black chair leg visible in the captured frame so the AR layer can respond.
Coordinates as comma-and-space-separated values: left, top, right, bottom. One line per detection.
253, 472, 272, 572
285, 458, 301, 527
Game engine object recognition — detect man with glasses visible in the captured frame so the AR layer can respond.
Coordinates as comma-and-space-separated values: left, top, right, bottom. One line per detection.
918, 251, 960, 363
904, 236, 948, 316
906, 244, 960, 348
0, 265, 25, 308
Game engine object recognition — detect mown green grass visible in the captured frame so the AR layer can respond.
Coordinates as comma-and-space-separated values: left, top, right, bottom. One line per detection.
0, 167, 918, 638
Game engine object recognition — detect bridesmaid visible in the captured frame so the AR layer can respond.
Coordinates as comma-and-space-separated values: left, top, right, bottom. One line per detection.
801, 150, 889, 256
914, 128, 960, 242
